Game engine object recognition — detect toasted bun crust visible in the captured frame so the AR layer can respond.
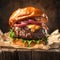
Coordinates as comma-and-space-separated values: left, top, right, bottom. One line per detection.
9, 6, 48, 27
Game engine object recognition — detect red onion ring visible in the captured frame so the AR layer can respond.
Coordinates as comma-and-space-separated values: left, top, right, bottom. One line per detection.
14, 23, 27, 27
28, 19, 42, 25
14, 19, 42, 27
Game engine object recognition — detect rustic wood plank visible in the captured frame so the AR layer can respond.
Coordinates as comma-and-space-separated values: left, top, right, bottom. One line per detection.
17, 49, 32, 60
0, 48, 60, 60
1, 48, 17, 60
32, 49, 60, 60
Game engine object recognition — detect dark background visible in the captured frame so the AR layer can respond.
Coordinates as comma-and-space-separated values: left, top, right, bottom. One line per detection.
0, 0, 60, 33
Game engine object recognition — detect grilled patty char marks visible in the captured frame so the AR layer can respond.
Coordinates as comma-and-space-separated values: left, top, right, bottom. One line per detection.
13, 26, 46, 40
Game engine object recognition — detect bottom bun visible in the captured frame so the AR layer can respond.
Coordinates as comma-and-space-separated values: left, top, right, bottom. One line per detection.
10, 39, 50, 50
13, 39, 36, 47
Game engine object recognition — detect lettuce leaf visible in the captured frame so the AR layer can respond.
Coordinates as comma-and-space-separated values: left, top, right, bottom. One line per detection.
9, 29, 15, 38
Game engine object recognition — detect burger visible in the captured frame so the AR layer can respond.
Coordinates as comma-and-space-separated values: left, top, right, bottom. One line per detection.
9, 6, 48, 47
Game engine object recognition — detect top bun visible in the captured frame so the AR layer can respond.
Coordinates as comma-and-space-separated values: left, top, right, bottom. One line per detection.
9, 6, 48, 27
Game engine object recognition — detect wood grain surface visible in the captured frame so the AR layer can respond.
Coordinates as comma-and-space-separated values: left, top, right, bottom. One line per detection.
0, 47, 60, 60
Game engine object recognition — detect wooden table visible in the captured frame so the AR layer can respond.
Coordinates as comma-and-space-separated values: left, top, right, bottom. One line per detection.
0, 47, 60, 60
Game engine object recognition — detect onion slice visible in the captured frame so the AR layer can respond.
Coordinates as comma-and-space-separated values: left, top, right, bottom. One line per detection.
14, 19, 42, 27
14, 23, 27, 27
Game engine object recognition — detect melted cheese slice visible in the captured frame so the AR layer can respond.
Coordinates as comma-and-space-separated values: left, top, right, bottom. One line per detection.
27, 24, 40, 32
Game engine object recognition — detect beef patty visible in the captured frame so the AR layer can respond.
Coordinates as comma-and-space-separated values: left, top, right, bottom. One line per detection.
13, 26, 47, 40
